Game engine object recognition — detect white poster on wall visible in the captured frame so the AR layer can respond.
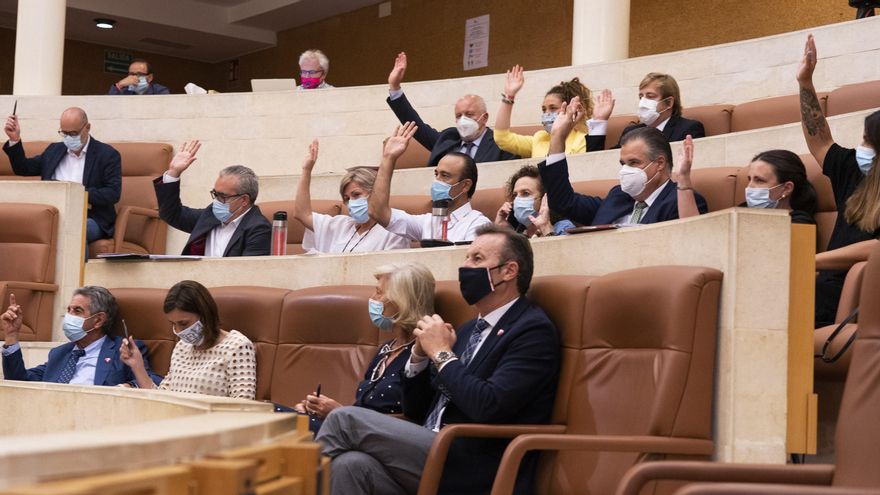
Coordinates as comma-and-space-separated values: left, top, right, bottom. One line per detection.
463, 14, 489, 71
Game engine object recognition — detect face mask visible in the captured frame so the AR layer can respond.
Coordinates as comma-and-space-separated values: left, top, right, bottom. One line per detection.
62, 313, 98, 342
637, 97, 669, 126
173, 320, 205, 346
856, 145, 876, 175
348, 197, 369, 224
459, 264, 507, 305
300, 77, 322, 89
745, 184, 783, 209
368, 299, 394, 332
541, 112, 558, 134
618, 161, 658, 198
513, 196, 537, 226
62, 134, 84, 152
456, 116, 481, 140
129, 76, 149, 94
431, 179, 464, 202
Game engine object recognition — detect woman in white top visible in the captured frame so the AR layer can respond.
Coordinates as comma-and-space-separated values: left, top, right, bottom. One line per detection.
295, 139, 410, 254
120, 280, 257, 400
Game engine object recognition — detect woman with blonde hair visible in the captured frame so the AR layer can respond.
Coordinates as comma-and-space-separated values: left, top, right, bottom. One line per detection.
295, 261, 436, 431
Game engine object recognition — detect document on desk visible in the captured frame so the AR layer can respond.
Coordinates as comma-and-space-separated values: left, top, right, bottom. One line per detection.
96, 253, 202, 261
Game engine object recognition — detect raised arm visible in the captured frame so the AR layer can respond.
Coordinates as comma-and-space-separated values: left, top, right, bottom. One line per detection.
797, 34, 834, 166
495, 65, 524, 132
674, 135, 700, 218
293, 139, 319, 232
369, 122, 418, 227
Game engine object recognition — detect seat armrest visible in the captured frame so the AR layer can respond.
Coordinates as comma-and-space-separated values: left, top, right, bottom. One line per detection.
490, 435, 715, 495
0, 281, 59, 293
416, 424, 566, 495
616, 461, 835, 495
112, 205, 162, 253
675, 482, 872, 495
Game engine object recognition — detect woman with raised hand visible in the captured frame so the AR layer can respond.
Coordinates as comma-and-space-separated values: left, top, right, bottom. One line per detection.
120, 280, 257, 400
294, 139, 410, 254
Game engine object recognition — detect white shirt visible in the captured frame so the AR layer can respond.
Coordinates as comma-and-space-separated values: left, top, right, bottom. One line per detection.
2, 335, 105, 386
302, 212, 410, 254
613, 179, 671, 225
52, 137, 90, 183
386, 203, 490, 243
586, 116, 670, 136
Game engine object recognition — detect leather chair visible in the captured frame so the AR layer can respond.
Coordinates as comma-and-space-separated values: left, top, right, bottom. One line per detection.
0, 141, 52, 179
470, 187, 507, 223
606, 115, 639, 150
110, 287, 175, 376
396, 139, 432, 169
257, 199, 344, 254
690, 167, 740, 212
825, 80, 880, 117
434, 279, 477, 330
616, 242, 880, 495
0, 203, 59, 341
682, 105, 734, 137
572, 179, 617, 201
730, 94, 828, 133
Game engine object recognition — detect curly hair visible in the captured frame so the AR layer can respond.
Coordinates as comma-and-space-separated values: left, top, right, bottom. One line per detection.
546, 77, 593, 120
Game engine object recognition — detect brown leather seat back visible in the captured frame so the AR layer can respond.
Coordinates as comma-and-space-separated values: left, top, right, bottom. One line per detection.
825, 80, 880, 116
257, 199, 344, 254
397, 139, 431, 169
538, 266, 722, 494
730, 94, 828, 133
833, 243, 880, 487
211, 286, 289, 401
681, 105, 734, 136
690, 167, 740, 212
470, 187, 507, 222
273, 285, 379, 408
572, 179, 617, 201
434, 280, 478, 330
0, 141, 51, 178
606, 115, 638, 150
110, 288, 175, 377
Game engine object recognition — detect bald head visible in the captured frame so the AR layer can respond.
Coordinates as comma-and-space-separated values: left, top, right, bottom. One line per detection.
60, 107, 88, 128
58, 107, 91, 153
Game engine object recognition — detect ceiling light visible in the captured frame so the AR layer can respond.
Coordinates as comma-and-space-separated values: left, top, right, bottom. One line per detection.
94, 18, 116, 29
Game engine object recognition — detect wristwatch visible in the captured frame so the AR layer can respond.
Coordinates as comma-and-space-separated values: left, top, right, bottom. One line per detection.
433, 350, 457, 367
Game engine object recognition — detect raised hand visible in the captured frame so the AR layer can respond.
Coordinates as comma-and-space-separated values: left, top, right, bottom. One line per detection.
388, 52, 408, 91
550, 97, 584, 139
4, 115, 20, 142
383, 122, 418, 159
592, 89, 615, 121
494, 201, 513, 226
504, 65, 525, 98
167, 140, 201, 178
0, 293, 22, 342
674, 135, 695, 187
301, 139, 319, 172
529, 195, 552, 235
796, 34, 817, 85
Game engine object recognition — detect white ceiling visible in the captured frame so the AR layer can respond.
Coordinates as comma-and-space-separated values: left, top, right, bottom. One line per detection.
0, 0, 384, 63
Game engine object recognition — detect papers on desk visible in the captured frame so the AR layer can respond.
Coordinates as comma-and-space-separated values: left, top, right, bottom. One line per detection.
96, 253, 202, 261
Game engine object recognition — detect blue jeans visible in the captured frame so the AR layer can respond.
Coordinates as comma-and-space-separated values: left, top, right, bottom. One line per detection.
85, 218, 105, 260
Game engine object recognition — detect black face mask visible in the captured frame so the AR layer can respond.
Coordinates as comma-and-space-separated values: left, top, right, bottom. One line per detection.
458, 263, 507, 305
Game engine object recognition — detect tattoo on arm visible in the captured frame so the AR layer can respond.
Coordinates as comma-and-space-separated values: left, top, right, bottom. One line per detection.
800, 87, 827, 137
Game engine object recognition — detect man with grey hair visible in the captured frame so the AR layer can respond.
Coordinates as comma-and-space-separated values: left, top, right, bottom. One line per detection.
298, 49, 334, 90
153, 140, 271, 256
1, 288, 161, 386
386, 52, 519, 167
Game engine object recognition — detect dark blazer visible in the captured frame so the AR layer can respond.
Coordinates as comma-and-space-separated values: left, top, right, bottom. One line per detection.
402, 297, 561, 495
539, 156, 708, 226
3, 139, 122, 236
386, 93, 520, 167
2, 335, 162, 386
153, 177, 271, 256
590, 114, 706, 150
108, 82, 171, 95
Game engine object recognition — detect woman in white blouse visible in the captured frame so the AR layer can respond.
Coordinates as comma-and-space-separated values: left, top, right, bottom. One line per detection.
295, 139, 410, 254
120, 280, 257, 400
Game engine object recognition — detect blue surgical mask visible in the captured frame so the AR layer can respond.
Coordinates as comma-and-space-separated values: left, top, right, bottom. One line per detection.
513, 196, 537, 226
431, 179, 463, 202
347, 197, 369, 224
368, 299, 394, 332
856, 145, 876, 175
212, 199, 232, 223
173, 320, 205, 346
745, 184, 782, 209
62, 134, 84, 152
541, 112, 557, 133
128, 76, 149, 94
62, 313, 98, 342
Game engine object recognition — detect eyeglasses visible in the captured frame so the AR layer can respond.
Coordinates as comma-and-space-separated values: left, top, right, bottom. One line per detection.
128, 72, 150, 77
300, 69, 324, 76
210, 190, 244, 203
57, 122, 87, 138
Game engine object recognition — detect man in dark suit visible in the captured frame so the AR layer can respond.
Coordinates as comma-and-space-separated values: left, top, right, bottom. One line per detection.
3, 107, 121, 247
386, 52, 519, 167
153, 140, 271, 257
542, 97, 707, 226
108, 59, 171, 95
1, 288, 161, 386
316, 223, 560, 495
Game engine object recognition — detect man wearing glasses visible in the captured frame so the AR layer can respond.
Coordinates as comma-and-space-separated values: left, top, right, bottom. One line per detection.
153, 140, 271, 256
297, 50, 334, 90
3, 107, 121, 248
108, 59, 171, 95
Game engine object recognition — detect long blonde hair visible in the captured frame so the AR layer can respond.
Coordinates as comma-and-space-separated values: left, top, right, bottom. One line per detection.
844, 111, 880, 232
373, 262, 435, 334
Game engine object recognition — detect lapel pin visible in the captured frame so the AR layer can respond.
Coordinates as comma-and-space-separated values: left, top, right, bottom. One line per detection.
104, 357, 111, 363
496, 329, 504, 336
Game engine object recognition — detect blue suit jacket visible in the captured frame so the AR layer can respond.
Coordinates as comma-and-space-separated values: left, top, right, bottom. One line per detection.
387, 93, 520, 167
402, 297, 560, 495
108, 82, 171, 95
591, 114, 707, 150
539, 156, 708, 226
2, 335, 162, 386
2, 139, 122, 237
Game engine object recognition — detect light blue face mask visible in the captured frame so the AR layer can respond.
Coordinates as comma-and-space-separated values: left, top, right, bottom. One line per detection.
129, 76, 149, 94
856, 145, 876, 175
513, 196, 537, 226
62, 313, 98, 342
541, 112, 558, 134
745, 184, 782, 209
430, 179, 463, 202
348, 197, 369, 224
368, 299, 394, 332
212, 199, 232, 223
62, 134, 83, 152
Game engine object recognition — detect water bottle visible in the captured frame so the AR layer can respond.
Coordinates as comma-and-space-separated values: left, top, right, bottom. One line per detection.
431, 200, 450, 241
271, 211, 288, 256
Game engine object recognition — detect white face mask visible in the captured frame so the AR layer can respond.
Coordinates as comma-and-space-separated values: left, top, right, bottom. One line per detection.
173, 320, 205, 347
637, 97, 669, 126
618, 160, 659, 198
856, 145, 876, 175
456, 116, 481, 140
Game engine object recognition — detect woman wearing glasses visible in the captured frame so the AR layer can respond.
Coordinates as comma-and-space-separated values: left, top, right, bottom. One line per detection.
295, 261, 436, 432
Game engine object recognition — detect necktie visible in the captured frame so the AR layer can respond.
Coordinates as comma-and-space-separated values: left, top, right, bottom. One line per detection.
423, 319, 490, 430
631, 201, 648, 224
462, 142, 475, 158
58, 348, 86, 384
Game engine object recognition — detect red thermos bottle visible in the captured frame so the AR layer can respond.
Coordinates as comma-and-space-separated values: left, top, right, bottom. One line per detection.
271, 211, 288, 256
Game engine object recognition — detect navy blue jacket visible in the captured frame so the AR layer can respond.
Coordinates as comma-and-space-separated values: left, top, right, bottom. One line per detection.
3, 139, 121, 236
539, 156, 708, 225
591, 114, 707, 150
108, 82, 171, 95
2, 335, 162, 386
386, 93, 520, 167
403, 297, 560, 495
